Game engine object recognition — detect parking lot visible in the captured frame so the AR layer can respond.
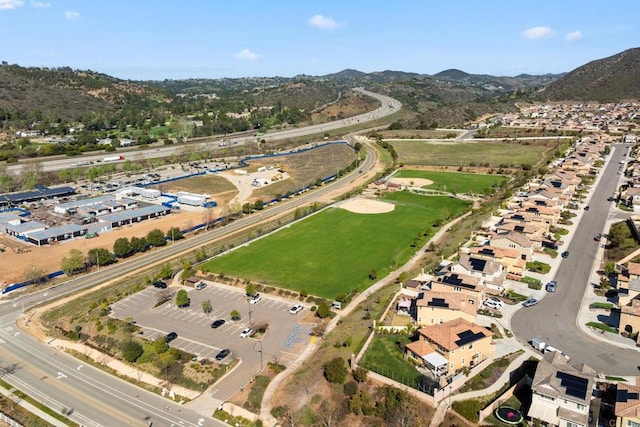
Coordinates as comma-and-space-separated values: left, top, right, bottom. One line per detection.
110, 280, 316, 396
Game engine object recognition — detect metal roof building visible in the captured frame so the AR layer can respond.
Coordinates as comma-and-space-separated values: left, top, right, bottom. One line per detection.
26, 224, 86, 246
0, 186, 75, 207
99, 204, 171, 228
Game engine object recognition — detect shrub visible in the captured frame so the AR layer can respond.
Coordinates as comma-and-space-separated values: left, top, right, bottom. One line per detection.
121, 340, 144, 362
324, 357, 348, 384
344, 381, 358, 397
353, 366, 369, 383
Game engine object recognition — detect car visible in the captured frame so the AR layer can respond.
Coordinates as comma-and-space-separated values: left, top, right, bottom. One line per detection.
195, 282, 207, 290
594, 234, 602, 241
483, 298, 503, 310
584, 205, 590, 211
523, 298, 538, 307
561, 251, 569, 259
165, 332, 178, 343
249, 293, 261, 304
545, 281, 558, 292
240, 327, 254, 339
289, 304, 303, 315
152, 280, 167, 289
215, 349, 230, 361
607, 196, 615, 202
210, 319, 226, 329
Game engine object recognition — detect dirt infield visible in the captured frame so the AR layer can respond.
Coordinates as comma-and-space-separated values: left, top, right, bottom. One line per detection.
338, 198, 395, 214
388, 177, 433, 187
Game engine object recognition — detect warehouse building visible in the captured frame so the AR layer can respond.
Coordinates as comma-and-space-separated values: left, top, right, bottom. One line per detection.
26, 224, 86, 246
0, 186, 75, 208
98, 204, 171, 228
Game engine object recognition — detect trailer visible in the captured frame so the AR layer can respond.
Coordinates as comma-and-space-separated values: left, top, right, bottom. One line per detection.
531, 337, 547, 351
103, 155, 125, 162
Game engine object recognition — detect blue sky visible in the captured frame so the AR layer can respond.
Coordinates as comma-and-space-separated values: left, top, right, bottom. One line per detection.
1, 0, 638, 80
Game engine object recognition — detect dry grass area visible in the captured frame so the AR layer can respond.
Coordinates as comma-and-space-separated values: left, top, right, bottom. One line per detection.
249, 143, 356, 200
310, 93, 377, 124
150, 174, 237, 197
378, 129, 462, 139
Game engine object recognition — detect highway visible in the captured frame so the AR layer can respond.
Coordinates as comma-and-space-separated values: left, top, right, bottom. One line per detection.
511, 143, 639, 375
6, 87, 401, 174
0, 143, 379, 424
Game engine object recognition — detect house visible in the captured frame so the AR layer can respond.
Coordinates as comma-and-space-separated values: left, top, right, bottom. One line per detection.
414, 291, 476, 326
430, 271, 485, 307
405, 318, 493, 377
528, 351, 595, 427
469, 245, 526, 278
619, 298, 640, 345
489, 231, 534, 262
615, 381, 640, 427
450, 253, 506, 294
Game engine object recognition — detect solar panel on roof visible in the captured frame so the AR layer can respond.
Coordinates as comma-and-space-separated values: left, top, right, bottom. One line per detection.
617, 390, 629, 402
428, 298, 449, 308
556, 371, 589, 400
469, 258, 487, 272
455, 330, 485, 347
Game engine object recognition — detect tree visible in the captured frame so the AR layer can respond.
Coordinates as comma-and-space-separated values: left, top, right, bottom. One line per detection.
604, 261, 616, 276
369, 269, 377, 281
324, 357, 348, 384
130, 236, 148, 253
230, 309, 240, 320
166, 227, 184, 242
316, 300, 331, 318
180, 259, 193, 281
175, 289, 190, 308
113, 237, 132, 258
121, 340, 143, 363
159, 263, 173, 280
202, 299, 212, 314
354, 142, 363, 152
147, 229, 166, 247
61, 249, 85, 275
254, 200, 265, 210
24, 264, 45, 286
87, 248, 115, 266
353, 366, 369, 383
245, 283, 256, 296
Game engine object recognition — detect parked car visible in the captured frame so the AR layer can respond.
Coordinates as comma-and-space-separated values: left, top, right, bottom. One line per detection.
152, 280, 167, 289
289, 304, 303, 315
545, 281, 558, 292
210, 319, 226, 329
561, 251, 570, 259
483, 298, 503, 310
165, 332, 178, 343
523, 298, 538, 307
584, 205, 590, 211
594, 234, 602, 241
249, 293, 261, 304
195, 282, 207, 290
215, 349, 230, 361
240, 327, 254, 338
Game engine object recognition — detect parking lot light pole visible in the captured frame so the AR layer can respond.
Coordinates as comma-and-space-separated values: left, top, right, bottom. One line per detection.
248, 300, 252, 327
259, 340, 263, 372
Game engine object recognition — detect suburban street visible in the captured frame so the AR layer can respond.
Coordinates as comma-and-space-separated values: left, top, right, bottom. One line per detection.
0, 94, 385, 426
511, 143, 639, 375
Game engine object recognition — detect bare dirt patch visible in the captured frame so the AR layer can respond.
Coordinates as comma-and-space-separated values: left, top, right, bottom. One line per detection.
338, 198, 395, 214
0, 209, 205, 284
388, 177, 433, 187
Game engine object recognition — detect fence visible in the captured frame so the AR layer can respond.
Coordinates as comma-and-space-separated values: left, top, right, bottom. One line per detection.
362, 364, 439, 397
0, 411, 23, 427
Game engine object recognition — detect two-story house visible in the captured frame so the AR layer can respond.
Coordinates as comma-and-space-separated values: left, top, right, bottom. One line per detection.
528, 352, 595, 427
469, 245, 526, 278
414, 291, 477, 326
429, 271, 485, 307
451, 253, 506, 295
489, 231, 534, 262
615, 381, 640, 427
405, 318, 493, 377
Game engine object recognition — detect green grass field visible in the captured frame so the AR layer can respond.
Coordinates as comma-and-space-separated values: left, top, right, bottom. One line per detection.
394, 169, 508, 194
200, 192, 470, 299
390, 140, 551, 167
360, 335, 423, 387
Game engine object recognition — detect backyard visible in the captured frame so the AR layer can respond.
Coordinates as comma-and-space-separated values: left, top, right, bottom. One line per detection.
359, 334, 425, 390
200, 192, 470, 299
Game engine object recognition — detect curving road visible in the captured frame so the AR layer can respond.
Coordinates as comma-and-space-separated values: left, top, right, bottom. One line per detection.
511, 143, 639, 375
6, 88, 401, 174
0, 124, 381, 424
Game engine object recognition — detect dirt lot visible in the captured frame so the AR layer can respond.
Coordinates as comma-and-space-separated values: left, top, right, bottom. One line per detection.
0, 209, 205, 285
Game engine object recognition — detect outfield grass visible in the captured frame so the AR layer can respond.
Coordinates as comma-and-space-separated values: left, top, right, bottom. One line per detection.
390, 140, 551, 167
394, 169, 508, 194
201, 192, 470, 299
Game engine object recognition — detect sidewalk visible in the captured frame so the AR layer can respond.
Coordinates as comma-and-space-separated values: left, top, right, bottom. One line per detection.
0, 384, 66, 427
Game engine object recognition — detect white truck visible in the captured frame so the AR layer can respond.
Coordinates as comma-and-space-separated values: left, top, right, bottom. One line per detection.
531, 337, 570, 360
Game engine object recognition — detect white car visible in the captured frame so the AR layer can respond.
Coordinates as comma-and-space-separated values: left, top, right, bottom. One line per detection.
289, 304, 303, 315
483, 297, 504, 310
249, 293, 261, 304
240, 328, 254, 339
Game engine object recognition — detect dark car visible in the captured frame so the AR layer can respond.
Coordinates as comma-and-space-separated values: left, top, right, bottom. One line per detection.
165, 332, 178, 343
153, 280, 167, 289
561, 251, 569, 259
215, 349, 230, 361
584, 205, 590, 211
210, 319, 226, 329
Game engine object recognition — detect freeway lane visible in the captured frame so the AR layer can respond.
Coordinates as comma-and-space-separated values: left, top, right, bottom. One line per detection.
511, 143, 639, 375
0, 144, 378, 425
6, 87, 400, 173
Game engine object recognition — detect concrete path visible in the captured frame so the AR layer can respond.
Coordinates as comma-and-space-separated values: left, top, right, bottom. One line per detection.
0, 383, 66, 427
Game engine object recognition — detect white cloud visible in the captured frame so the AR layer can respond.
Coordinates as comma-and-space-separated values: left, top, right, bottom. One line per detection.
31, 1, 50, 7
308, 14, 341, 30
64, 10, 80, 20
521, 26, 556, 40
565, 31, 583, 42
0, 0, 24, 10
234, 48, 261, 61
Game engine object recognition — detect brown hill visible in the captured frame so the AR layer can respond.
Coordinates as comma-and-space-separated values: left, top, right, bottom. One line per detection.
539, 47, 640, 102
